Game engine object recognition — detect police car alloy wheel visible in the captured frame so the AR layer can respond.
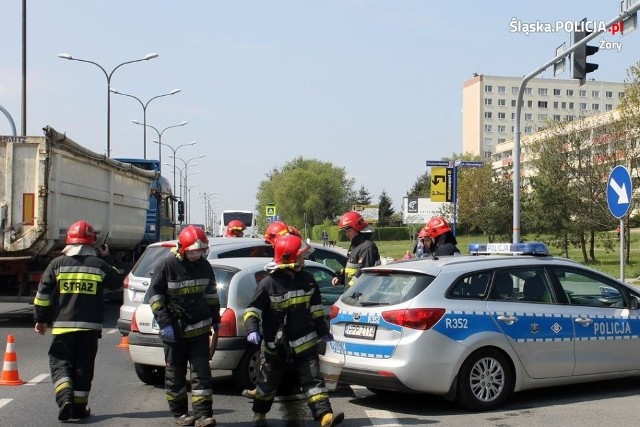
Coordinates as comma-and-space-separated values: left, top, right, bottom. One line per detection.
456, 348, 513, 411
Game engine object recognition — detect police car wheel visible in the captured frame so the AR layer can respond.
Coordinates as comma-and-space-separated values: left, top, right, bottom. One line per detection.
232, 345, 261, 391
456, 348, 513, 411
134, 363, 165, 386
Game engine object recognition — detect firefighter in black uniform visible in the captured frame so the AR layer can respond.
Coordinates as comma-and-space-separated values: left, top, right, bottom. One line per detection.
331, 210, 380, 287
148, 225, 221, 427
34, 220, 122, 422
424, 216, 460, 256
244, 234, 344, 427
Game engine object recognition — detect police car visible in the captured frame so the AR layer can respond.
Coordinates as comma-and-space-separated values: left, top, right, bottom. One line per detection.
325, 242, 640, 411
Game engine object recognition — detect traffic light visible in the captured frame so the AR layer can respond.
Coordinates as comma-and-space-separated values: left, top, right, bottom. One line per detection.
177, 200, 184, 223
572, 18, 599, 86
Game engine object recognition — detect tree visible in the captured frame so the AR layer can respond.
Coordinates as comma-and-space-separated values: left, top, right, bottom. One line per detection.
353, 185, 372, 205
256, 157, 354, 232
407, 171, 431, 197
377, 190, 395, 226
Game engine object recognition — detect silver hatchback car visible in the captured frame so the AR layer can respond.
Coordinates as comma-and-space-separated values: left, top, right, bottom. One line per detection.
128, 257, 344, 390
325, 242, 640, 411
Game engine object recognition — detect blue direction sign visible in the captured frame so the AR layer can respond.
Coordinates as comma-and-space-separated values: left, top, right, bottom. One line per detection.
607, 165, 632, 219
426, 160, 451, 167
460, 161, 485, 167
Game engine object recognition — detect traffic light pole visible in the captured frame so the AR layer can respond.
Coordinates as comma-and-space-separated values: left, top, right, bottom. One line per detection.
511, 3, 640, 244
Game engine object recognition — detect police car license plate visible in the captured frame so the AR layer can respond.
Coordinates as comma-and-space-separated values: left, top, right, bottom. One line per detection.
344, 323, 376, 340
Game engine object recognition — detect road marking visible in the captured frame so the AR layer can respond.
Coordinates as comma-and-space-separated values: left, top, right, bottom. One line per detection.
26, 373, 49, 385
0, 399, 12, 409
106, 329, 119, 334
365, 409, 401, 426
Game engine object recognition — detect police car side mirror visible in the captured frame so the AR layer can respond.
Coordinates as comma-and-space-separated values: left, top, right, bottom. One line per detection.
629, 296, 639, 310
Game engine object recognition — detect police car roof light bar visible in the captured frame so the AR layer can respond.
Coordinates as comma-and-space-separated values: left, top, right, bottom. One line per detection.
468, 242, 549, 256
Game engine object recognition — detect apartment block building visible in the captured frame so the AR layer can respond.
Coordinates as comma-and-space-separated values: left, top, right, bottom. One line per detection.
462, 74, 626, 160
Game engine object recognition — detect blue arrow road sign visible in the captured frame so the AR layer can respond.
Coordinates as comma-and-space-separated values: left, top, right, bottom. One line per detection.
425, 160, 450, 167
607, 165, 632, 219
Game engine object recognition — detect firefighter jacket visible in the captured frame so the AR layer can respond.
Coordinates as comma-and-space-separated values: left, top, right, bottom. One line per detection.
433, 232, 461, 256
339, 233, 380, 286
148, 250, 220, 341
33, 253, 122, 334
244, 269, 329, 356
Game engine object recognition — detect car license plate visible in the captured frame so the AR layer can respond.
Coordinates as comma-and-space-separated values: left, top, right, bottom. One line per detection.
344, 323, 376, 340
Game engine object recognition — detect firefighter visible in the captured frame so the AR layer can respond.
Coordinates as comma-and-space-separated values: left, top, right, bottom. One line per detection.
244, 234, 344, 427
34, 220, 122, 422
225, 219, 246, 237
263, 220, 290, 246
424, 216, 460, 256
148, 225, 221, 427
331, 210, 380, 287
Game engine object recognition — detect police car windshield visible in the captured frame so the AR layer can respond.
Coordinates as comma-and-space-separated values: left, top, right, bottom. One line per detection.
341, 272, 434, 307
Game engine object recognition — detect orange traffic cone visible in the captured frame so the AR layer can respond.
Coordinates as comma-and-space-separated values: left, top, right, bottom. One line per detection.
0, 334, 25, 386
117, 335, 129, 348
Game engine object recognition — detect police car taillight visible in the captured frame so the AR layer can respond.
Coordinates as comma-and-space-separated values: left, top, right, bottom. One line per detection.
328, 305, 340, 320
468, 242, 549, 256
382, 308, 446, 330
218, 308, 237, 337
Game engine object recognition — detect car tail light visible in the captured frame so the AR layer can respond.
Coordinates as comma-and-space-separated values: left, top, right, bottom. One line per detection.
122, 274, 130, 289
130, 310, 139, 332
382, 308, 446, 330
328, 305, 340, 320
218, 308, 237, 337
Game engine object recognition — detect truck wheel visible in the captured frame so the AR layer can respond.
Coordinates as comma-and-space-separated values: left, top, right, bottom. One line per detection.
232, 345, 261, 391
134, 363, 165, 385
456, 348, 513, 411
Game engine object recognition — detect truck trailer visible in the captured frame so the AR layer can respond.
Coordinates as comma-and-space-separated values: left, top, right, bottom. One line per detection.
0, 126, 156, 302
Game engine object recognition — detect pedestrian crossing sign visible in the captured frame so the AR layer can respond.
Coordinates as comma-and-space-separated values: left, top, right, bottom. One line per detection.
266, 205, 276, 217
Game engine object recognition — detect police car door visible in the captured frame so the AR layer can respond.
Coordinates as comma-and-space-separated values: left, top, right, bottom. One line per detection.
550, 266, 640, 375
486, 268, 575, 379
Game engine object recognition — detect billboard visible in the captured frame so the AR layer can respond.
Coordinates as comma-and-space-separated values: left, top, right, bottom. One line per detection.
403, 197, 450, 225
352, 204, 379, 223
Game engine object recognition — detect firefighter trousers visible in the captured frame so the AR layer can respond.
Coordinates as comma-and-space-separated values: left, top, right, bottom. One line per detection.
48, 330, 100, 412
253, 348, 332, 420
163, 334, 213, 419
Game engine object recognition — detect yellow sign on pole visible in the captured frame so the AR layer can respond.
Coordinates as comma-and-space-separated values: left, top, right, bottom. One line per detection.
265, 205, 276, 217
430, 167, 447, 202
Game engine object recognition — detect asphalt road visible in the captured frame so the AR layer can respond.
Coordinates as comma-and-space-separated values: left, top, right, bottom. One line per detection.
2, 302, 640, 426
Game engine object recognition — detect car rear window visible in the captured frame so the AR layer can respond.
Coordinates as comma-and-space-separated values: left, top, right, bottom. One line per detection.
340, 271, 434, 307
130, 245, 173, 277
213, 246, 273, 258
212, 267, 239, 308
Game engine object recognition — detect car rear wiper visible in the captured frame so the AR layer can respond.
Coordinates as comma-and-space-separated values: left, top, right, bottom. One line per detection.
358, 301, 390, 306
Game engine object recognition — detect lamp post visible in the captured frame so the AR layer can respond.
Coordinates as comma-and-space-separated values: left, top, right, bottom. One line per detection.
110, 88, 181, 159
136, 121, 188, 173
186, 183, 200, 224
156, 142, 198, 198
57, 52, 158, 157
169, 154, 204, 222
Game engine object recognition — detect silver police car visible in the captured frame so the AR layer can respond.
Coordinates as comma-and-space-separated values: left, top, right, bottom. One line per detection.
325, 242, 640, 411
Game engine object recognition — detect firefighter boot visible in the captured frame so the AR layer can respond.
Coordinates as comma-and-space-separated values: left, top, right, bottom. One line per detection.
242, 388, 256, 399
58, 401, 73, 422
320, 411, 344, 427
173, 414, 196, 426
194, 416, 217, 427
253, 412, 267, 426
72, 404, 91, 419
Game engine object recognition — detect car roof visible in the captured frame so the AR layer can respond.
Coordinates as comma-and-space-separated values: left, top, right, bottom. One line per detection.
208, 256, 329, 271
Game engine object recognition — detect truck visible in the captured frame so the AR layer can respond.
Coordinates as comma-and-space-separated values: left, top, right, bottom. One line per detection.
0, 126, 156, 302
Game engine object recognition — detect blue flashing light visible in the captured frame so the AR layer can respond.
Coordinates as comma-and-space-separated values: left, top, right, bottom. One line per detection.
469, 242, 549, 256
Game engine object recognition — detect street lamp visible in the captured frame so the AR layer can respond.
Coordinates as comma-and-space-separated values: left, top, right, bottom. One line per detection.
155, 141, 198, 200
186, 184, 200, 223
57, 52, 158, 157
110, 88, 181, 159
135, 121, 188, 172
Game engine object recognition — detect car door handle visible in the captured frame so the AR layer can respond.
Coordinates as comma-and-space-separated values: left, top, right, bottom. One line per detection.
497, 315, 518, 325
575, 317, 593, 326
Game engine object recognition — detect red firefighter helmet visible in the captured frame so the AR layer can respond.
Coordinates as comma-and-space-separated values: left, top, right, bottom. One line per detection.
418, 225, 430, 239
425, 216, 451, 239
287, 225, 301, 237
264, 221, 289, 245
273, 234, 311, 266
225, 219, 246, 237
66, 220, 97, 245
178, 225, 209, 254
337, 210, 372, 233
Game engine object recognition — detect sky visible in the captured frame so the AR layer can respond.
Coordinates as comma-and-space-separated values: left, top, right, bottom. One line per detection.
1, 1, 639, 226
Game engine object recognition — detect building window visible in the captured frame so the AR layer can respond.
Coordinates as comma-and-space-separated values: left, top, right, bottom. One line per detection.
483, 150, 493, 158
485, 85, 493, 93
512, 87, 518, 95
511, 113, 516, 119
592, 91, 600, 98
524, 126, 533, 133
527, 100, 533, 107
566, 115, 575, 121
498, 125, 506, 133
580, 102, 587, 110
553, 101, 559, 108
619, 91, 625, 98
537, 126, 545, 131
484, 138, 493, 146
525, 88, 532, 95
511, 100, 516, 107
569, 102, 574, 109
485, 98, 493, 106
566, 89, 574, 96
553, 114, 561, 121
485, 112, 493, 119
561, 101, 567, 109
592, 104, 600, 111
498, 138, 506, 144
497, 99, 506, 106
605, 91, 613, 98
538, 114, 547, 120
485, 125, 492, 132
553, 88, 561, 96
538, 101, 548, 108
538, 88, 548, 95
498, 112, 506, 119
605, 104, 613, 111
498, 86, 506, 93
524, 113, 532, 120
579, 90, 587, 97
